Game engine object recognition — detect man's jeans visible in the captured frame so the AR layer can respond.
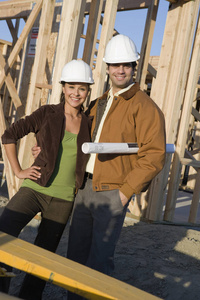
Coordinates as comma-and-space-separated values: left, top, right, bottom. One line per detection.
67, 178, 129, 275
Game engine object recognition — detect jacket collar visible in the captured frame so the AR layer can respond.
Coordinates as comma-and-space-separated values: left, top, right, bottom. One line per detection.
99, 82, 140, 101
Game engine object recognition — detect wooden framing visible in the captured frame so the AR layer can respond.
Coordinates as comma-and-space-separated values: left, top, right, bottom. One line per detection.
17, 0, 56, 190
136, 0, 159, 90
0, 0, 200, 225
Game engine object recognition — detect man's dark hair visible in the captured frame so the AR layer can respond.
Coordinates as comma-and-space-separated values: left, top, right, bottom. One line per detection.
107, 62, 137, 70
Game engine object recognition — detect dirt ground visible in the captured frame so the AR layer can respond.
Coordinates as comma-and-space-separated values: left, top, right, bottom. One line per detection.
1, 193, 200, 300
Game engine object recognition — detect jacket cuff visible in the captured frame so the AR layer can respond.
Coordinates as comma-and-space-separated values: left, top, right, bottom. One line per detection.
120, 183, 135, 199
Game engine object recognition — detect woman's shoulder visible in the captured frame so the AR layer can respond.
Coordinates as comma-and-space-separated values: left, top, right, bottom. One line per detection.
36, 102, 64, 115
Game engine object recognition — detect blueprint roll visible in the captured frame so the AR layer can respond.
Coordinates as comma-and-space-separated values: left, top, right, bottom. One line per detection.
82, 143, 175, 154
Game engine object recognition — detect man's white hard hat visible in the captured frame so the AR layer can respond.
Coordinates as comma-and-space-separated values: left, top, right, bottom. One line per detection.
103, 34, 140, 64
60, 60, 94, 84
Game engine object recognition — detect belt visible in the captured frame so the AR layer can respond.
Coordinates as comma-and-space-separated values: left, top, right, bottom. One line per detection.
85, 172, 93, 179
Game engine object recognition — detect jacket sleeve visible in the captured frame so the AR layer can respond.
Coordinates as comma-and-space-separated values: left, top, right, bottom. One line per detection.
120, 92, 166, 198
1, 106, 46, 145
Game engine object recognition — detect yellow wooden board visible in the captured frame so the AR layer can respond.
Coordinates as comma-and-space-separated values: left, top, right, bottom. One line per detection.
0, 292, 19, 299
0, 232, 161, 300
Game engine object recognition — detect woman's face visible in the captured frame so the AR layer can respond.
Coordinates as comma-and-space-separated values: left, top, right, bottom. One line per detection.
63, 83, 89, 109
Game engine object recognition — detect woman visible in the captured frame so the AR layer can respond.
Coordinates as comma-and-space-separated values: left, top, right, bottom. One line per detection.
0, 59, 94, 299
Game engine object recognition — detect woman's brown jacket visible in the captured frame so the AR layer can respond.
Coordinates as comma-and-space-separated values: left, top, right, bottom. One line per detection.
2, 102, 91, 189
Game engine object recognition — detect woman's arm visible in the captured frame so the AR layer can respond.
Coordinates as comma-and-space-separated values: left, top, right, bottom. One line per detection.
4, 143, 41, 180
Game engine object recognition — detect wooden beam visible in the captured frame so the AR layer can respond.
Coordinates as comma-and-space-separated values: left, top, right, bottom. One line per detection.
0, 232, 161, 300
145, 0, 200, 222
164, 6, 200, 221
17, 0, 55, 184
180, 158, 200, 168
136, 0, 159, 89
0, 292, 18, 299
192, 106, 200, 122
90, 0, 119, 100
189, 168, 200, 223
0, 0, 34, 20
35, 82, 52, 90
0, 39, 12, 47
50, 0, 87, 104
0, 0, 43, 90
0, 99, 17, 198
85, 0, 152, 14
82, 0, 104, 68
147, 63, 157, 78
0, 51, 24, 116
6, 19, 19, 43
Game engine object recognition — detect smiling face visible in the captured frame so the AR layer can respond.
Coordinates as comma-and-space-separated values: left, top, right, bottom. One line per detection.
107, 63, 134, 94
62, 82, 89, 110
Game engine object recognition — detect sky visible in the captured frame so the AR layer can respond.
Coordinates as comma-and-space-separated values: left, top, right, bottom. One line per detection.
0, 0, 169, 57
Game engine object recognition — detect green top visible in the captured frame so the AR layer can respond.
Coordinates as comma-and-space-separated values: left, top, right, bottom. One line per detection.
22, 130, 77, 201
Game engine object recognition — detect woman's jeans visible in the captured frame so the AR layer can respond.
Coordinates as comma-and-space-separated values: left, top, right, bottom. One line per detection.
0, 187, 73, 299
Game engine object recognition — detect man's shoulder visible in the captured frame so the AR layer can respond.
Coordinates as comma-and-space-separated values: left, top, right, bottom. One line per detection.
85, 98, 98, 116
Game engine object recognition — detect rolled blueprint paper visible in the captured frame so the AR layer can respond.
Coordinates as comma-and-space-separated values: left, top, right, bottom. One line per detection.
82, 143, 175, 154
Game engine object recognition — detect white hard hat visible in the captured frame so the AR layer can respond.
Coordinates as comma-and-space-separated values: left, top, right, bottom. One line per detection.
103, 34, 140, 64
60, 60, 94, 84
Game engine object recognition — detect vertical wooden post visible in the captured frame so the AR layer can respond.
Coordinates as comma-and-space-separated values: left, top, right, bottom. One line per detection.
82, 0, 104, 68
144, 0, 199, 221
0, 0, 43, 90
90, 0, 119, 100
0, 99, 16, 198
50, 0, 87, 105
189, 168, 200, 223
17, 0, 56, 189
164, 9, 200, 221
136, 0, 159, 90
0, 52, 24, 114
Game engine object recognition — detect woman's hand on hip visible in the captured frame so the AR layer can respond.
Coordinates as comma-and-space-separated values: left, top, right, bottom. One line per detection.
16, 166, 41, 180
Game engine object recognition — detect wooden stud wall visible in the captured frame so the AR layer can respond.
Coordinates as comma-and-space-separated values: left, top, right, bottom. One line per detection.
0, 0, 200, 224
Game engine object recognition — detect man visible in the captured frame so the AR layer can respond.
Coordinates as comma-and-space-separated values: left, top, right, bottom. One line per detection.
67, 34, 166, 278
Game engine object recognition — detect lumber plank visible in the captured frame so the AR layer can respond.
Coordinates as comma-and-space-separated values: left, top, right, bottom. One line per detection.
0, 0, 43, 90
180, 158, 200, 168
85, 0, 152, 14
136, 0, 159, 89
146, 0, 200, 222
0, 0, 33, 20
17, 0, 55, 185
164, 6, 200, 221
0, 232, 161, 300
90, 0, 119, 100
0, 100, 17, 198
192, 107, 200, 122
0, 292, 18, 299
82, 0, 104, 68
0, 52, 24, 114
189, 169, 200, 223
50, 0, 87, 104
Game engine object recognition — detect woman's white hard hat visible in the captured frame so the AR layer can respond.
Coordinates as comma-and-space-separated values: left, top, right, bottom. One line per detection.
60, 60, 94, 84
103, 34, 140, 64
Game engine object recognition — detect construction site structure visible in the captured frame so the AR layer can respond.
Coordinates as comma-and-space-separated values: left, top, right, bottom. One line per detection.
0, 0, 200, 225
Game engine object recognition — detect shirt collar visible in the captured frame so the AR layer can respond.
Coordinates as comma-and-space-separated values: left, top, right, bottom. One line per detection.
108, 83, 135, 99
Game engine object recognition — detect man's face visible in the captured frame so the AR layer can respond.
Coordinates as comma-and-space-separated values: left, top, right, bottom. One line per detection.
107, 63, 134, 93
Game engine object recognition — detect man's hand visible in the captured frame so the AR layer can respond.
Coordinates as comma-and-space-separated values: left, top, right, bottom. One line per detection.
32, 144, 41, 159
119, 190, 128, 206
16, 166, 41, 180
